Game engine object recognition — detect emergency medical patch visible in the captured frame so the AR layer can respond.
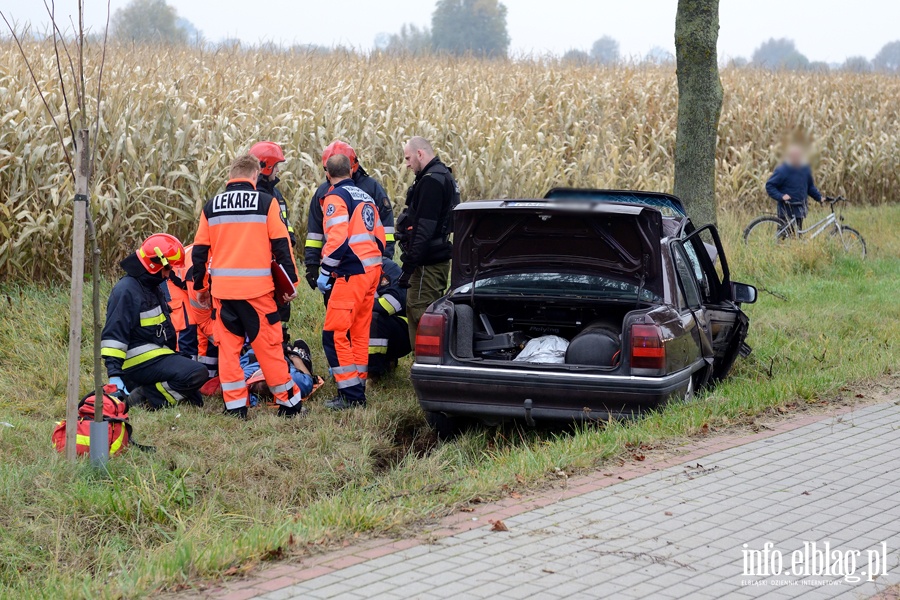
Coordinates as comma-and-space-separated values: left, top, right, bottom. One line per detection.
381, 275, 390, 287
326, 204, 336, 217
362, 204, 376, 231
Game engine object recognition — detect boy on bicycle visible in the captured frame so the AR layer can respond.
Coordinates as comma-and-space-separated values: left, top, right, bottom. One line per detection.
765, 143, 822, 231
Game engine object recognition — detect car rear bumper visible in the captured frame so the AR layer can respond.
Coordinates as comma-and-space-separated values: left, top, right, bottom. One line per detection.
411, 362, 699, 421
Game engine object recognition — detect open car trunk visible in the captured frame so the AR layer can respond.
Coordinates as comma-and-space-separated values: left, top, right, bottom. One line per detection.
447, 295, 647, 371
444, 199, 665, 371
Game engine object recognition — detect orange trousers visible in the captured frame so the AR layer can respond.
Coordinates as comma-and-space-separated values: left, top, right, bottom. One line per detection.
213, 294, 301, 411
322, 267, 381, 404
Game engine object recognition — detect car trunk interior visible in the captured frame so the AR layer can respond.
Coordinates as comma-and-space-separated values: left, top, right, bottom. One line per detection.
447, 295, 644, 371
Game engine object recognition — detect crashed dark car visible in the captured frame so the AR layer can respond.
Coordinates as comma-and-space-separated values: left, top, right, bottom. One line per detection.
411, 188, 757, 433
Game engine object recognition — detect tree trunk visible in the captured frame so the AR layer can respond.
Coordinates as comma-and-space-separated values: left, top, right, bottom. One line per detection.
674, 0, 723, 227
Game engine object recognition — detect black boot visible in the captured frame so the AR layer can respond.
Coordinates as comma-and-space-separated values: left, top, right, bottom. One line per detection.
126, 386, 149, 410
277, 402, 305, 418
325, 395, 366, 411
224, 406, 248, 420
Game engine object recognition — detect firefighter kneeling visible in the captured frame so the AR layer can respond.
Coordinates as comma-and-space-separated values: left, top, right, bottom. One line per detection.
368, 258, 412, 377
317, 153, 386, 410
192, 154, 303, 419
101, 234, 208, 409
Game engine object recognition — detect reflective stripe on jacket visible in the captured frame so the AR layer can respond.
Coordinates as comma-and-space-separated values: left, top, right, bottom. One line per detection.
319, 180, 386, 278
192, 179, 298, 300
101, 253, 177, 378
305, 166, 395, 267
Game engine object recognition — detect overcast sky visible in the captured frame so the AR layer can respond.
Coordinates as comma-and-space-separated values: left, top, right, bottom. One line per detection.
5, 0, 898, 63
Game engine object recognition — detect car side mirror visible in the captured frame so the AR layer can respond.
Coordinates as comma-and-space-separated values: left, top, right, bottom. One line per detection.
731, 282, 757, 304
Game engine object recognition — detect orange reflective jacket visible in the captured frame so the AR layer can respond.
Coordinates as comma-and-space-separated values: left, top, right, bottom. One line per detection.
167, 244, 194, 332
320, 179, 386, 278
192, 179, 297, 300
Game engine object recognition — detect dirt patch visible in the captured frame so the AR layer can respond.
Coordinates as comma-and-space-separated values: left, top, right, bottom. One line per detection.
370, 413, 438, 473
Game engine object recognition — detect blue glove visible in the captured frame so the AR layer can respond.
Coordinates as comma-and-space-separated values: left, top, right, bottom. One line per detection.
316, 273, 333, 294
109, 376, 129, 395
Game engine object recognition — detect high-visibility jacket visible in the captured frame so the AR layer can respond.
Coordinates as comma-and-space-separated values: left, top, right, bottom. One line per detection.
374, 258, 406, 318
166, 244, 194, 332
192, 179, 298, 300
319, 179, 386, 278
305, 166, 395, 268
101, 254, 177, 378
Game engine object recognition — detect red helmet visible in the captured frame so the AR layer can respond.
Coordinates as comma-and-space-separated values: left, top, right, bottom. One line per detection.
136, 233, 186, 274
249, 141, 286, 177
322, 140, 359, 174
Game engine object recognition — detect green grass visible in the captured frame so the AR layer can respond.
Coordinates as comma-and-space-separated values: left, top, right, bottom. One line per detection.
1, 206, 898, 599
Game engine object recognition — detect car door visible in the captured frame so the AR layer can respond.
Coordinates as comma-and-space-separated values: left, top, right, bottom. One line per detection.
676, 224, 748, 380
670, 241, 715, 385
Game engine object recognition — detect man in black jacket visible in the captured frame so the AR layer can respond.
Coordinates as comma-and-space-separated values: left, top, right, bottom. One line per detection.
101, 234, 208, 410
304, 140, 395, 293
398, 136, 460, 347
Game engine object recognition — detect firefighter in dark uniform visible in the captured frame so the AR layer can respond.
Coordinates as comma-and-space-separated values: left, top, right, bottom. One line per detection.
101, 234, 208, 410
397, 136, 460, 347
250, 141, 295, 341
368, 258, 412, 376
304, 140, 395, 293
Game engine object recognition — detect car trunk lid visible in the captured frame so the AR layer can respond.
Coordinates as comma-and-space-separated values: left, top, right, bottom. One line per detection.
451, 200, 664, 296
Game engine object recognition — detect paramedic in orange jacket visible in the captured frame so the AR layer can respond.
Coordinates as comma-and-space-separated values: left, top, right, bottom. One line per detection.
317, 153, 385, 410
166, 244, 218, 380
191, 154, 303, 419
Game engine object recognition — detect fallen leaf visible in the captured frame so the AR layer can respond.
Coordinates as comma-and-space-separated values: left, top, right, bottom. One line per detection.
542, 569, 555, 574
460, 507, 475, 513
603, 473, 613, 477
515, 474, 525, 484
801, 491, 811, 496
633, 454, 646, 461
223, 566, 240, 577
665, 511, 673, 516
700, 423, 709, 434
856, 393, 865, 398
510, 492, 522, 499
490, 519, 509, 532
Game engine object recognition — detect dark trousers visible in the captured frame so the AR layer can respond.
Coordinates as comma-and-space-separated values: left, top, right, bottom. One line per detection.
124, 354, 207, 410
368, 313, 412, 376
177, 324, 199, 359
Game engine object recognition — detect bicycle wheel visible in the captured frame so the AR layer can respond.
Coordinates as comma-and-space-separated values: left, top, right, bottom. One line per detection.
743, 216, 791, 251
828, 225, 866, 258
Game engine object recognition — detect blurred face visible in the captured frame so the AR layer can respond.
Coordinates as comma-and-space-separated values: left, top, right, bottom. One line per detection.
161, 265, 173, 279
786, 144, 806, 167
269, 162, 282, 179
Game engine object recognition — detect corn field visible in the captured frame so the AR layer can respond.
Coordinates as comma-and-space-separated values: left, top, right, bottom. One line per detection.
2, 42, 899, 280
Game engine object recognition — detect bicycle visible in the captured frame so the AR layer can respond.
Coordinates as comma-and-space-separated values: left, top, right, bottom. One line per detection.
742, 196, 866, 258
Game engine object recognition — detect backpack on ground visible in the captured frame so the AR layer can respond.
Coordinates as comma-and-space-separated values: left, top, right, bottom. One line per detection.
51, 388, 131, 456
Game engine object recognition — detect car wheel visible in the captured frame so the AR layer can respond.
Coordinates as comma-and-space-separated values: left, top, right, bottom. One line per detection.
425, 411, 469, 441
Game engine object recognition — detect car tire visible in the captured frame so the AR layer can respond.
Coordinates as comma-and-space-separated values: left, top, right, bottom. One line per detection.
425, 411, 469, 441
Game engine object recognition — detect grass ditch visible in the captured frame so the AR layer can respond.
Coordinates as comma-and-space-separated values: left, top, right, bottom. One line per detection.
0, 206, 898, 598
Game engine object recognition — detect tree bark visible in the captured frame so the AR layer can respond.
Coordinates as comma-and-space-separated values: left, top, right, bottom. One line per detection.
674, 0, 723, 227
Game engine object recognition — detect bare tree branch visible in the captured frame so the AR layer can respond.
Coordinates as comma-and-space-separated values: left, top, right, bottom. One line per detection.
91, 0, 111, 172
78, 1, 86, 120
44, 1, 82, 108
0, 12, 74, 176
44, 0, 77, 144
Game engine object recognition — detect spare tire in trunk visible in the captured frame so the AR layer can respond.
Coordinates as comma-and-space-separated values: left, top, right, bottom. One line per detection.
565, 323, 620, 367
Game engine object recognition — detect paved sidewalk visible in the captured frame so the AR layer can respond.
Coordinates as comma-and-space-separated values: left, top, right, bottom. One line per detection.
238, 401, 900, 600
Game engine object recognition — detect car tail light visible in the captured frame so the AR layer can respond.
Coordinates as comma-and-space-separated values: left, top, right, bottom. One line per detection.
631, 323, 665, 372
416, 313, 446, 364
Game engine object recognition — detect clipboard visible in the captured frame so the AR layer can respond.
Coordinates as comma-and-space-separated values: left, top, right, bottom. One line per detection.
272, 260, 297, 302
